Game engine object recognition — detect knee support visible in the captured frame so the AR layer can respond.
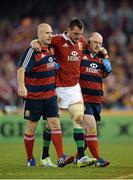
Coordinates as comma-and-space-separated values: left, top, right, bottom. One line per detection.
68, 103, 84, 128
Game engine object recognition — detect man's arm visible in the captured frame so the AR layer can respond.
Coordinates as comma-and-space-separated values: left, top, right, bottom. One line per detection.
17, 47, 36, 97
30, 34, 61, 51
99, 47, 109, 59
17, 67, 27, 98
98, 47, 112, 76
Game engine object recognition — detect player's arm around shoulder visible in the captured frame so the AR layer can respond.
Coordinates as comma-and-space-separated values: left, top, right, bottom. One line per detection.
30, 39, 41, 52
51, 33, 63, 47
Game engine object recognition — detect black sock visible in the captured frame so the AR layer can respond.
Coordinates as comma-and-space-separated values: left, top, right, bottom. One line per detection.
73, 128, 85, 159
42, 127, 51, 159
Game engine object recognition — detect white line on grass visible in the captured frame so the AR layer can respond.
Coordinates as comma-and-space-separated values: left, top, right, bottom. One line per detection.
116, 173, 133, 179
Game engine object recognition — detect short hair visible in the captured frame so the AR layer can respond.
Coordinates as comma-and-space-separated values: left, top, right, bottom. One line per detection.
69, 18, 84, 30
87, 32, 95, 41
87, 32, 103, 45
87, 33, 94, 45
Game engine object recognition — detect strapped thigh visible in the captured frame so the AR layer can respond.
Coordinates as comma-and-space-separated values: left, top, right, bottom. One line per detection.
68, 103, 84, 128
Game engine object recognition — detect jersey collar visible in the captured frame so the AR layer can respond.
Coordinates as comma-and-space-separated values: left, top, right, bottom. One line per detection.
41, 47, 48, 51
62, 32, 75, 46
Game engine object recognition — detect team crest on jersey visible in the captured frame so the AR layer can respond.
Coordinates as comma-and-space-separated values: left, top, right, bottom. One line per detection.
25, 110, 30, 117
68, 51, 80, 61
78, 42, 83, 51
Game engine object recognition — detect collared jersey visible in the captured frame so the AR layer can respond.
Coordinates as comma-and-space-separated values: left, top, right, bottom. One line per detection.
51, 33, 86, 87
80, 49, 107, 103
18, 47, 56, 100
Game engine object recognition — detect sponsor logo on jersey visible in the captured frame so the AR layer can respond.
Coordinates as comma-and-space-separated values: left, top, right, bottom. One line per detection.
86, 63, 100, 74
68, 51, 80, 61
90, 63, 98, 68
48, 57, 54, 62
47, 57, 54, 68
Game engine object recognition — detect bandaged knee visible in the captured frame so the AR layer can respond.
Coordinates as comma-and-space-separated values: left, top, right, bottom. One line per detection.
68, 103, 84, 128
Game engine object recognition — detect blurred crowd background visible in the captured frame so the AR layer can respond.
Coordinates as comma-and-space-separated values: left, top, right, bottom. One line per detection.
0, 0, 133, 112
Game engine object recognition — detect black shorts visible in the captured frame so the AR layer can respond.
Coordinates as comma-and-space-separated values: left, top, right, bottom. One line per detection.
23, 96, 59, 121
84, 102, 102, 121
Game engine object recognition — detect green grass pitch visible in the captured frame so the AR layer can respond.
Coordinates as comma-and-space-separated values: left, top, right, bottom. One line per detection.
0, 112, 133, 179
0, 140, 133, 179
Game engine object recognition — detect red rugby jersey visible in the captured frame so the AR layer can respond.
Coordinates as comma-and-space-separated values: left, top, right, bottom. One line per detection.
51, 33, 86, 87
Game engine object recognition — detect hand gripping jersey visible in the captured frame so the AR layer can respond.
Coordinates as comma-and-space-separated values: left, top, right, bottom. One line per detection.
51, 33, 86, 87
80, 49, 110, 104
18, 47, 56, 100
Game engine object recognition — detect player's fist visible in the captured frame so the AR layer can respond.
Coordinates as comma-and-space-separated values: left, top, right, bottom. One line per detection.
18, 85, 27, 98
99, 47, 108, 58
